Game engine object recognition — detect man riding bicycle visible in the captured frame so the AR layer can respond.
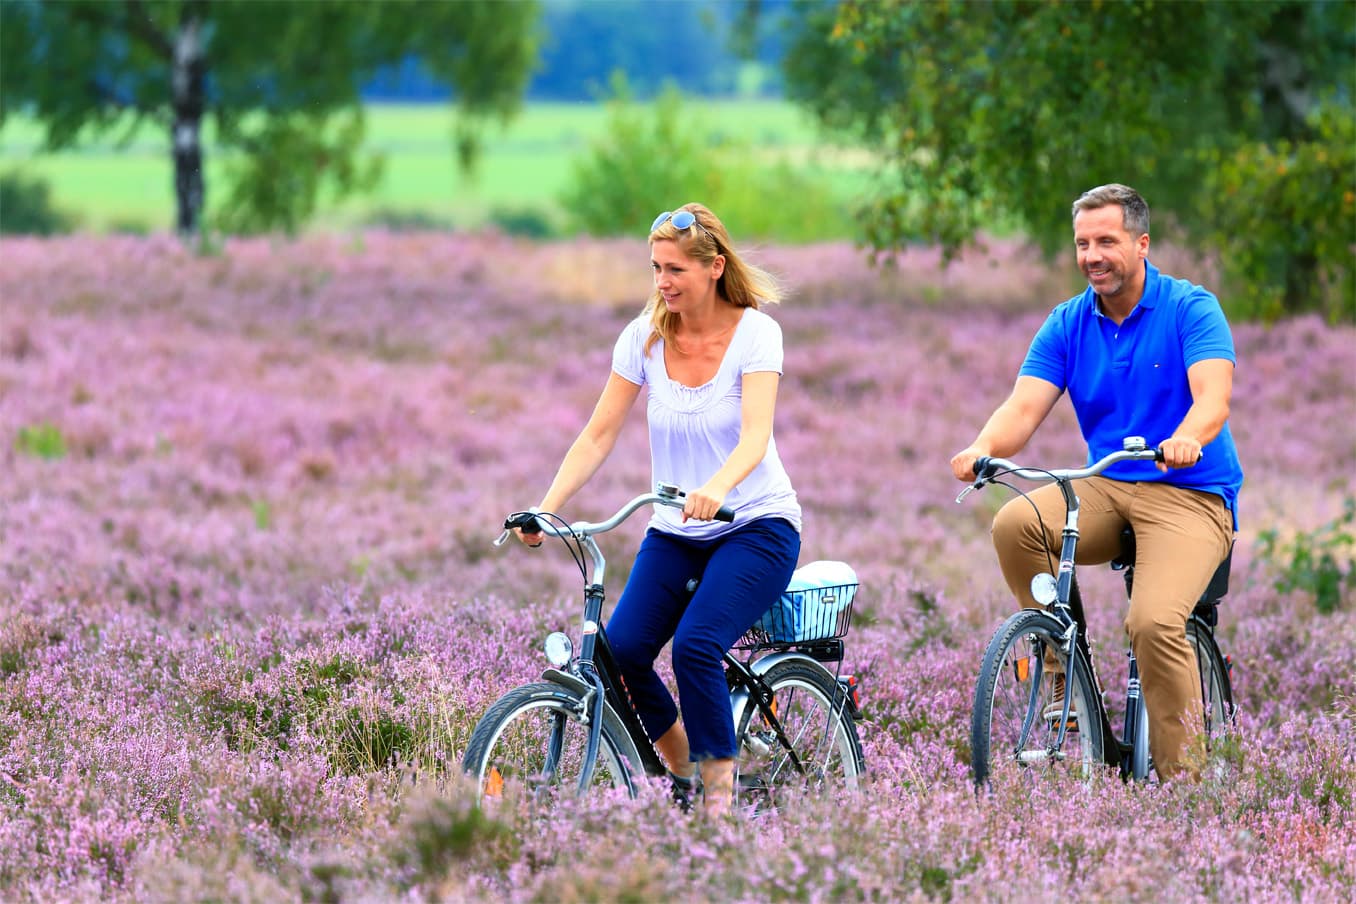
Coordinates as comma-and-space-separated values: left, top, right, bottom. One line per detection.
950, 183, 1244, 781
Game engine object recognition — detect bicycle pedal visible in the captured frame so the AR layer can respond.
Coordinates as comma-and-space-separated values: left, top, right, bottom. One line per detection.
743, 732, 774, 757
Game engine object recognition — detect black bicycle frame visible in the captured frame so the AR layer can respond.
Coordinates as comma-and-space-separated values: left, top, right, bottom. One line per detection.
1065, 577, 1131, 769
565, 582, 666, 790
1049, 479, 1125, 769
551, 583, 817, 789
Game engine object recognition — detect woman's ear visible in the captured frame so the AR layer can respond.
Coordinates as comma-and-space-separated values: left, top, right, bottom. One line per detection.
711, 254, 725, 280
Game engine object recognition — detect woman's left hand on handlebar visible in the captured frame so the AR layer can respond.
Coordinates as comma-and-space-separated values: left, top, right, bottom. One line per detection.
1157, 436, 1203, 471
682, 485, 729, 522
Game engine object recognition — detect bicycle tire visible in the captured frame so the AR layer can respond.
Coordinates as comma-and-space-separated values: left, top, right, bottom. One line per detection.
734, 659, 864, 811
1186, 617, 1235, 750
461, 681, 638, 801
971, 608, 1104, 788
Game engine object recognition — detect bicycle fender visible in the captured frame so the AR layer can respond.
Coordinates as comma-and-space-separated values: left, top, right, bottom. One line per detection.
540, 668, 646, 771
541, 666, 591, 698
728, 687, 752, 736
746, 651, 830, 679
737, 652, 862, 722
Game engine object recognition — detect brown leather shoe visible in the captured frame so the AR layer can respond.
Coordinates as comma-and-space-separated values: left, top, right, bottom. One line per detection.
1042, 672, 1078, 725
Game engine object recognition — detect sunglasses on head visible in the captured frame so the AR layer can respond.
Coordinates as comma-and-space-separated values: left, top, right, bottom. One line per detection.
650, 210, 699, 233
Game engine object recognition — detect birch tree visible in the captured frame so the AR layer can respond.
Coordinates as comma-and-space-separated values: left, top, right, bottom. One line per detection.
0, 0, 540, 235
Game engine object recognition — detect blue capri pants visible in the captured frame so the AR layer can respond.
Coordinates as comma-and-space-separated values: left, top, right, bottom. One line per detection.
605, 517, 800, 761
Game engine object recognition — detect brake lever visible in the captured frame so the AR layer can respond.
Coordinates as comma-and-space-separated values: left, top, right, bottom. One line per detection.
955, 477, 986, 504
493, 529, 512, 548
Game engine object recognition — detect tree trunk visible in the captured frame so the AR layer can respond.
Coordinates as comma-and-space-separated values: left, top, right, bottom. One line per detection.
171, 9, 206, 235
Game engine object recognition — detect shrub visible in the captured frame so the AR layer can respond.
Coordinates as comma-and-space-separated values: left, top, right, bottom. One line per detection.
14, 422, 67, 460
486, 205, 557, 239
1255, 496, 1356, 614
704, 152, 858, 244
0, 169, 74, 235
362, 207, 455, 232
560, 79, 853, 243
559, 78, 710, 237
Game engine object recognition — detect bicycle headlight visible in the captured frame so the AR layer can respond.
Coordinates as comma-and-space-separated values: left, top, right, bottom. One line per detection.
544, 632, 573, 667
1031, 573, 1059, 606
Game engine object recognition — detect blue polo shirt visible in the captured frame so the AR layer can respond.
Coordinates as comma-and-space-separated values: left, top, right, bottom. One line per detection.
1020, 260, 1243, 526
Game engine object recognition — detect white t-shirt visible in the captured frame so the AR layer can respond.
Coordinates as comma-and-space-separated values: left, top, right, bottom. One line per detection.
611, 307, 802, 539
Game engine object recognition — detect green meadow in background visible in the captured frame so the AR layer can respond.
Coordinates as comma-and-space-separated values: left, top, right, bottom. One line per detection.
0, 100, 872, 238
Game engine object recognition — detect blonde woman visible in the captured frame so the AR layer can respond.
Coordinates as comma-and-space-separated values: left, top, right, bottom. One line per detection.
516, 203, 801, 814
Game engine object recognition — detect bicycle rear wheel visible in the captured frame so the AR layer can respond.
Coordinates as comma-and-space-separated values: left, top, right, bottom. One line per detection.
461, 682, 637, 802
1186, 618, 1235, 749
971, 608, 1104, 788
734, 659, 864, 811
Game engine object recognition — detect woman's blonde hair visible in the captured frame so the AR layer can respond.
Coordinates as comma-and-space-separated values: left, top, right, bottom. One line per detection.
643, 203, 782, 355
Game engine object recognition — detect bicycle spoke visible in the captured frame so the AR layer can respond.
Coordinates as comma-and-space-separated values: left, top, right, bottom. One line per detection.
972, 610, 1103, 786
736, 662, 863, 812
463, 685, 633, 803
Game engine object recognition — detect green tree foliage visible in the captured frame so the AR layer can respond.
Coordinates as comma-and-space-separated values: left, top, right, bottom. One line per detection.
0, 0, 539, 236
214, 109, 381, 236
783, 0, 1355, 320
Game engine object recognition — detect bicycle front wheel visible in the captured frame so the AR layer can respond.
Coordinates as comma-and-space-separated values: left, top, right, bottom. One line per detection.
1186, 618, 1235, 749
971, 608, 1104, 788
735, 659, 864, 810
461, 682, 637, 802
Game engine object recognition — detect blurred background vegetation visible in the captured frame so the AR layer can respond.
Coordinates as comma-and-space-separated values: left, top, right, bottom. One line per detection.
1, 0, 1352, 321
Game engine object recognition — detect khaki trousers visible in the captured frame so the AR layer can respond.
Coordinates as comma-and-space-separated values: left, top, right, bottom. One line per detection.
991, 478, 1234, 779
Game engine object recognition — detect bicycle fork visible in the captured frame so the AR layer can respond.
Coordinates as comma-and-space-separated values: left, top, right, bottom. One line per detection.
570, 583, 610, 794
1019, 620, 1082, 765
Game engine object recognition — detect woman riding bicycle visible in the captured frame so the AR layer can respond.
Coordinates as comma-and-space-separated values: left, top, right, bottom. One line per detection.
513, 203, 801, 814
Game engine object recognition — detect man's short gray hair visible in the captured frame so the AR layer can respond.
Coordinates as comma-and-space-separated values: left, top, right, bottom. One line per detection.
1072, 184, 1150, 237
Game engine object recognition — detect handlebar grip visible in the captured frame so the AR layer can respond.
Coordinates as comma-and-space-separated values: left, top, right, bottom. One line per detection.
504, 511, 541, 534
1151, 446, 1203, 464
668, 486, 735, 522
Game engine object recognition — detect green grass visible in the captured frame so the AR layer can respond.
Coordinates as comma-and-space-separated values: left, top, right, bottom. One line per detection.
0, 100, 869, 234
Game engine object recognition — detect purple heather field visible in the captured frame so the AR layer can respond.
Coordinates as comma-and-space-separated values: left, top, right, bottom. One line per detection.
0, 232, 1353, 902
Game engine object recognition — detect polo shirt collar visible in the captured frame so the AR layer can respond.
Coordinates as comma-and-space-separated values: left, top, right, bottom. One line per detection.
1086, 260, 1162, 318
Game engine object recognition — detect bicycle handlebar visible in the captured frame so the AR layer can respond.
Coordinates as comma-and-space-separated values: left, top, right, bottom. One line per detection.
957, 440, 1167, 504
494, 484, 735, 547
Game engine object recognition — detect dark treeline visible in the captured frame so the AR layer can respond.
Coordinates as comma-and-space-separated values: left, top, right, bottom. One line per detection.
362, 0, 797, 102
